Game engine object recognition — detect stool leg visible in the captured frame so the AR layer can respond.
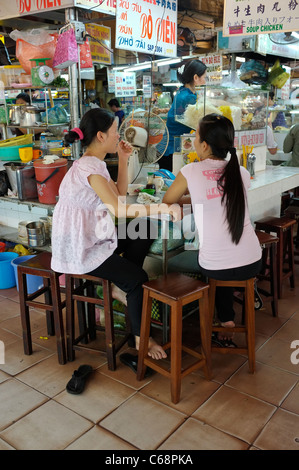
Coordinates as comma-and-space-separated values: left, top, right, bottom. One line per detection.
76, 279, 88, 345
137, 289, 151, 381
102, 280, 116, 371
208, 279, 217, 327
270, 242, 278, 317
50, 272, 66, 365
287, 226, 295, 289
277, 228, 284, 299
170, 300, 182, 404
43, 278, 55, 337
18, 270, 32, 355
66, 275, 75, 362
245, 279, 255, 373
87, 281, 96, 341
199, 289, 212, 380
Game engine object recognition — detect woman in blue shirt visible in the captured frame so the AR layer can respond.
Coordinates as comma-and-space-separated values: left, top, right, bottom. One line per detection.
158, 59, 207, 171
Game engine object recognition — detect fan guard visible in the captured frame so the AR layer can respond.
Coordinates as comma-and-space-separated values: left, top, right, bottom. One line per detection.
269, 32, 299, 45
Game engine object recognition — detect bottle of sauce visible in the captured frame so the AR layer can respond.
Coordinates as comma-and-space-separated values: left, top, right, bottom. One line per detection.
146, 172, 156, 193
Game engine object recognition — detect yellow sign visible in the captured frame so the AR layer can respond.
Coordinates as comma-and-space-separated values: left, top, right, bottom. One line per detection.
0, 36, 4, 45
85, 24, 112, 65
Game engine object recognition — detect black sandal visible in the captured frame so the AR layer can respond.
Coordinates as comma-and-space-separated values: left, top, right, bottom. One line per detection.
66, 364, 93, 394
212, 333, 238, 348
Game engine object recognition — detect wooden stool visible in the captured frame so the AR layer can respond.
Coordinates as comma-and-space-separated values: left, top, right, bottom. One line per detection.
209, 278, 256, 373
254, 216, 296, 299
255, 230, 279, 317
17, 252, 66, 365
65, 273, 131, 371
137, 273, 211, 404
284, 205, 299, 263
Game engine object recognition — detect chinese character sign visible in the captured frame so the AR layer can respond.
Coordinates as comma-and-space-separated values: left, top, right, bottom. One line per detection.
223, 0, 299, 36
115, 72, 137, 97
116, 0, 177, 58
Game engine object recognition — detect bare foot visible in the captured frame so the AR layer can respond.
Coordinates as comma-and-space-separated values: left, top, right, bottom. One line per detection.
111, 283, 127, 306
135, 336, 167, 360
218, 320, 235, 341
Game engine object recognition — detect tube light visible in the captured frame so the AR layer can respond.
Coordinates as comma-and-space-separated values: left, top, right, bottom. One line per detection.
125, 62, 152, 72
163, 82, 181, 87
157, 58, 182, 67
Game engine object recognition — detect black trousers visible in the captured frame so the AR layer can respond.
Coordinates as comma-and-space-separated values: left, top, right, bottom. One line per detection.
199, 258, 262, 323
87, 220, 155, 336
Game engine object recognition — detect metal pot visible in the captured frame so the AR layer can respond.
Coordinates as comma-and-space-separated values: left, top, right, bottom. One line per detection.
4, 162, 38, 200
20, 106, 42, 127
9, 104, 26, 125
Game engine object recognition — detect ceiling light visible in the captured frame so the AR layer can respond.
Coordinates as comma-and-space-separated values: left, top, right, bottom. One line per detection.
125, 62, 152, 72
163, 82, 181, 87
157, 58, 182, 67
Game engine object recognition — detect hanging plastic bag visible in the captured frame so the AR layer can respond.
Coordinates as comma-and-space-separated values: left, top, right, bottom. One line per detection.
53, 28, 78, 69
79, 38, 93, 69
9, 29, 58, 74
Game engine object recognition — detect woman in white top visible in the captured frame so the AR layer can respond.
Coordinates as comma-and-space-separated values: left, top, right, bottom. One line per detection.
163, 114, 262, 345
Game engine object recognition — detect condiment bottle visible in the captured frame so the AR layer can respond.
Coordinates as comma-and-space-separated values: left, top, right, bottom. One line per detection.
146, 172, 156, 193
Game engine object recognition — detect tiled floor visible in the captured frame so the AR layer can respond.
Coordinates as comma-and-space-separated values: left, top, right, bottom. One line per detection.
0, 266, 299, 450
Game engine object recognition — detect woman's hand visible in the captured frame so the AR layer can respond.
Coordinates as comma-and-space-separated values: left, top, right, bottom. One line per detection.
167, 204, 183, 222
117, 140, 133, 161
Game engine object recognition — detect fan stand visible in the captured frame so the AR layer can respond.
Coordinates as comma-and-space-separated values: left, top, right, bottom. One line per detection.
128, 148, 141, 184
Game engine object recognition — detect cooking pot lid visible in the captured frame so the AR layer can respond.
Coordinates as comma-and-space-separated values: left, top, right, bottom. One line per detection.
33, 157, 68, 168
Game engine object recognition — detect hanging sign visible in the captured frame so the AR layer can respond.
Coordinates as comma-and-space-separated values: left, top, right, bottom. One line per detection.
115, 72, 136, 98
223, 0, 299, 37
198, 54, 222, 83
116, 0, 177, 58
85, 24, 112, 64
107, 70, 116, 93
75, 0, 116, 14
0, 0, 71, 19
143, 75, 152, 98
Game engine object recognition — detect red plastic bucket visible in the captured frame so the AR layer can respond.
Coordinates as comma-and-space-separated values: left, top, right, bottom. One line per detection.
33, 158, 67, 204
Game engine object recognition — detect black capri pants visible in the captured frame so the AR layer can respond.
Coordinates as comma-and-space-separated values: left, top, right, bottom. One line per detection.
199, 258, 262, 323
87, 219, 155, 336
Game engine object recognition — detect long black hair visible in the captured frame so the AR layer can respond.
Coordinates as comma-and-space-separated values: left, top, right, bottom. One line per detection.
199, 113, 245, 244
177, 59, 207, 85
64, 108, 115, 147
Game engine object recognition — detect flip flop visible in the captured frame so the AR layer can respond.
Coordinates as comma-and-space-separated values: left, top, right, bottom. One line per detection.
119, 353, 153, 378
66, 364, 93, 394
212, 333, 238, 348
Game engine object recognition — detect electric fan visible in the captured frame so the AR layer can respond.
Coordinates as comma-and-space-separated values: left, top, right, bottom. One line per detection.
119, 111, 169, 183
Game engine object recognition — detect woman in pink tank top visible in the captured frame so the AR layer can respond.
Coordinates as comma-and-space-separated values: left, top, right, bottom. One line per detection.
163, 114, 262, 347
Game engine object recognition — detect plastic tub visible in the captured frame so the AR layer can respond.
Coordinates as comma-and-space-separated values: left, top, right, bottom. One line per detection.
0, 143, 34, 161
11, 255, 43, 294
0, 252, 19, 289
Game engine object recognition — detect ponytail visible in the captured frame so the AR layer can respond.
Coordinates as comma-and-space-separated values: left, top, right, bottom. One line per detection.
217, 146, 245, 244
199, 114, 245, 244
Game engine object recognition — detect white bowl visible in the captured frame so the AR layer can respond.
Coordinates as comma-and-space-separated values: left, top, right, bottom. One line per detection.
127, 184, 145, 196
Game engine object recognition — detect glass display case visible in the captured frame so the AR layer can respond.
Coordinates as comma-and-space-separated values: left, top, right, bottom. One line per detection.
175, 86, 269, 148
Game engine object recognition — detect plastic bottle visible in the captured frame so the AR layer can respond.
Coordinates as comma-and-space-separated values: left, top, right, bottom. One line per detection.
40, 133, 48, 157
146, 172, 156, 193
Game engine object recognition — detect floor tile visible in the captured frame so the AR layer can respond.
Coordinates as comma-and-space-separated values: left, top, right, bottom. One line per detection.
54, 372, 136, 423
0, 379, 48, 431
226, 361, 298, 406
0, 298, 21, 322
141, 372, 220, 415
254, 409, 299, 450
159, 417, 248, 450
16, 353, 106, 398
272, 317, 299, 343
0, 437, 15, 450
192, 385, 276, 444
100, 394, 186, 450
0, 308, 46, 338
256, 337, 299, 375
66, 425, 137, 450
0, 400, 92, 450
0, 339, 54, 376
281, 382, 299, 414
